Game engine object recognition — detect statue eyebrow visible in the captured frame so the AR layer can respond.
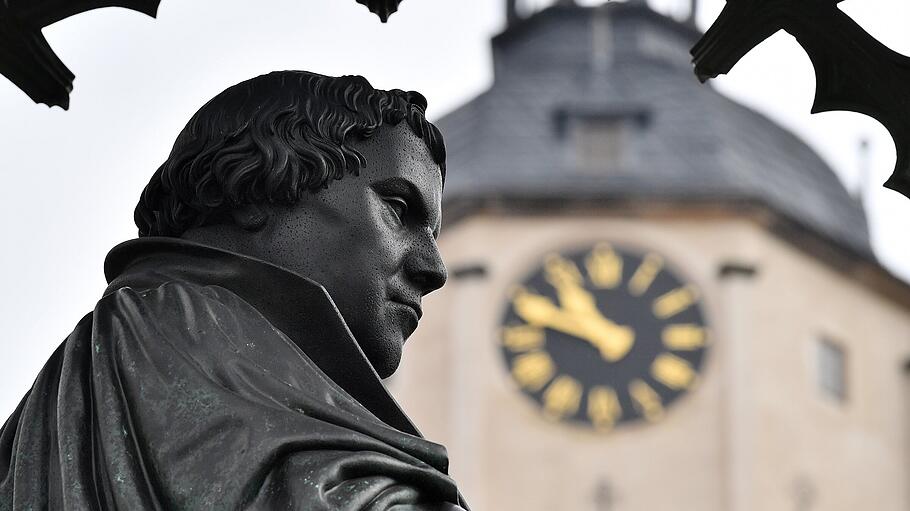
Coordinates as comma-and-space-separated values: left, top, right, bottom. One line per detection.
371, 177, 441, 238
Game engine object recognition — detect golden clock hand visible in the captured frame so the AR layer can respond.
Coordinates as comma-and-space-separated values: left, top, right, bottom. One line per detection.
544, 255, 600, 316
594, 322, 635, 361
512, 289, 635, 362
570, 315, 634, 362
512, 289, 592, 340
542, 256, 636, 360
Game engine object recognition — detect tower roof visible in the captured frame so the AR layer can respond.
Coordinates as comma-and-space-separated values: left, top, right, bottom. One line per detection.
437, 1, 872, 257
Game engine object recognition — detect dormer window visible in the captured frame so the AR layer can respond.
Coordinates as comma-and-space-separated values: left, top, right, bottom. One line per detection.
575, 117, 627, 171
554, 107, 649, 172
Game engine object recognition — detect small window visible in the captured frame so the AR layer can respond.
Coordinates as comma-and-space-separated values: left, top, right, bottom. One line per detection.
574, 117, 627, 171
554, 107, 648, 172
817, 338, 847, 402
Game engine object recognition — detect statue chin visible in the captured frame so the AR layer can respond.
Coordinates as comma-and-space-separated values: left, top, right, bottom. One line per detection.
366, 339, 404, 380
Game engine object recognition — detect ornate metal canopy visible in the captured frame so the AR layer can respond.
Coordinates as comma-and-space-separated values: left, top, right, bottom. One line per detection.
692, 0, 910, 200
0, 0, 406, 110
356, 0, 405, 22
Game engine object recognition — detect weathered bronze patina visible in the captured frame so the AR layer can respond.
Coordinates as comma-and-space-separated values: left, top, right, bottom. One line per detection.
0, 71, 467, 510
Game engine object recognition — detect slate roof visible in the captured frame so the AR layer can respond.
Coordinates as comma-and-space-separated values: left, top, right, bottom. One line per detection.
436, 2, 872, 257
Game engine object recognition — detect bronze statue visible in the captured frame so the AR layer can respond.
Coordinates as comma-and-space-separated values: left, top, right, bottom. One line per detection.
0, 71, 468, 510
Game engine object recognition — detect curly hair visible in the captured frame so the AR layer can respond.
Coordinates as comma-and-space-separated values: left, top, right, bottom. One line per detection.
135, 71, 446, 237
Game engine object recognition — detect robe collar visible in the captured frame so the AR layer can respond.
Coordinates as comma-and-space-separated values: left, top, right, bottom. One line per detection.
103, 236, 421, 437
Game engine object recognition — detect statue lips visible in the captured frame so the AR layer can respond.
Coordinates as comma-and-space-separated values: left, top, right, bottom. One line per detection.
388, 295, 422, 335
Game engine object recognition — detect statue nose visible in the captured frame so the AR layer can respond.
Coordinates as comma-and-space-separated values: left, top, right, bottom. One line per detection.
416, 265, 447, 295
409, 240, 447, 295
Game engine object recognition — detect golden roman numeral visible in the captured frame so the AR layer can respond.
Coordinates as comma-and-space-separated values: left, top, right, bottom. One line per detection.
629, 379, 664, 422
511, 351, 555, 391
545, 254, 583, 287
585, 244, 623, 288
653, 285, 698, 319
662, 324, 707, 350
542, 375, 582, 419
651, 353, 697, 390
587, 386, 622, 430
628, 254, 663, 296
502, 325, 545, 352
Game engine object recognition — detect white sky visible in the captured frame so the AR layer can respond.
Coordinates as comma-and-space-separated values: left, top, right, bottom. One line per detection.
0, 0, 907, 415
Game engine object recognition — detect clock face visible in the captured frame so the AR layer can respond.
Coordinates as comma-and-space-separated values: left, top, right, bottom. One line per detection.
499, 242, 710, 431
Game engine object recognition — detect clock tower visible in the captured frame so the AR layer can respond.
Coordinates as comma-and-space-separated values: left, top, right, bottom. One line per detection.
388, 2, 910, 510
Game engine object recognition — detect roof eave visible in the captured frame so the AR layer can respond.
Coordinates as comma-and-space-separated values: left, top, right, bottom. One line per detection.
440, 194, 910, 308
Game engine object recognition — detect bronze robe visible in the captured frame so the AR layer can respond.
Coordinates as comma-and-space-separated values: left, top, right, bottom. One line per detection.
0, 238, 467, 510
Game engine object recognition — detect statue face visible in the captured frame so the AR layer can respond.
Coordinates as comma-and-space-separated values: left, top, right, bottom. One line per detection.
240, 123, 446, 378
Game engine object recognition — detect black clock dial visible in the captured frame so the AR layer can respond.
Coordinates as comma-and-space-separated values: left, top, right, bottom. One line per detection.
499, 243, 710, 430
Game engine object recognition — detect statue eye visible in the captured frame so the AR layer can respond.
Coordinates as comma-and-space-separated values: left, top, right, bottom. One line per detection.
383, 196, 409, 223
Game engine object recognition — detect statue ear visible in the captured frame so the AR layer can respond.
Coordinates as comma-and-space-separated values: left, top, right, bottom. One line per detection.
230, 204, 269, 232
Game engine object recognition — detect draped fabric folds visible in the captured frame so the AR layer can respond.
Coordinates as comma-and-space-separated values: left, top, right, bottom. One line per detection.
0, 238, 466, 510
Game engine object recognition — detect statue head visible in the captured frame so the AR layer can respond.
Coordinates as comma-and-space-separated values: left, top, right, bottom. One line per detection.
135, 71, 448, 377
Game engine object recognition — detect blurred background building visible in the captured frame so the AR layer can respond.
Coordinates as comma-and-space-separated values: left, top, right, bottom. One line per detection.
389, 2, 910, 510
1, 0, 909, 508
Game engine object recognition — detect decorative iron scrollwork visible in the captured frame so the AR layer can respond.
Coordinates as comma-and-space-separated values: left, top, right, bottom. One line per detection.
355, 0, 405, 23
692, 0, 910, 199
0, 0, 405, 110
